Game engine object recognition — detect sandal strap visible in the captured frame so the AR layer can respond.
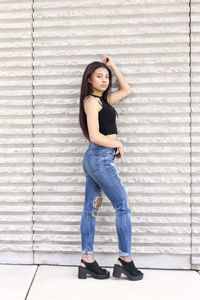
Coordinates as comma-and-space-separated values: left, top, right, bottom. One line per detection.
118, 257, 136, 267
81, 259, 107, 274
118, 257, 141, 276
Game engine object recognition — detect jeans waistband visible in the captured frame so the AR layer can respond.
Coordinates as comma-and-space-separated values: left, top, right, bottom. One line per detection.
89, 141, 117, 152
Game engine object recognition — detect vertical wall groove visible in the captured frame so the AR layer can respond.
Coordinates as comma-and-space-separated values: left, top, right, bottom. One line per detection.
189, 0, 193, 269
31, 0, 35, 264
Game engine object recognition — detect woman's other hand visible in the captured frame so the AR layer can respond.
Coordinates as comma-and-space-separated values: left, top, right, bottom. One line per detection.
101, 54, 115, 69
115, 141, 124, 159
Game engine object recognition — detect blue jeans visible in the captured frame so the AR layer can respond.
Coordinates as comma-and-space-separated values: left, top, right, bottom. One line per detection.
80, 141, 132, 257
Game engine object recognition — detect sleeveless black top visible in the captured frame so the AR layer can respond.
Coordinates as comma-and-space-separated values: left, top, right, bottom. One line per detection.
85, 93, 118, 135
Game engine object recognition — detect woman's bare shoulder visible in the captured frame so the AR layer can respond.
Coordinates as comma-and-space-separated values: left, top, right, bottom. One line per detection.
83, 95, 102, 110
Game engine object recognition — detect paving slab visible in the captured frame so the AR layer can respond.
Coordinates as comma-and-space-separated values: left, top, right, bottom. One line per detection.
27, 266, 200, 300
0, 264, 37, 300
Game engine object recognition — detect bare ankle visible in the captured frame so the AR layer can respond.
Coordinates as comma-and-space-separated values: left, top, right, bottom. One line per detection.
80, 254, 94, 267
119, 255, 132, 262
82, 254, 94, 261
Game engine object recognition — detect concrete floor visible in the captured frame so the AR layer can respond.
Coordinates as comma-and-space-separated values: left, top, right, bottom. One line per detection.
0, 264, 199, 300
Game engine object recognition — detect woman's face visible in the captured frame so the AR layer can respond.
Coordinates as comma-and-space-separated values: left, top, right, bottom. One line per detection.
88, 67, 109, 93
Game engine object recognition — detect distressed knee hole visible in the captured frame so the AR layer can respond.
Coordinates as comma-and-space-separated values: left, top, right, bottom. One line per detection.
93, 196, 102, 208
92, 211, 97, 217
128, 199, 132, 209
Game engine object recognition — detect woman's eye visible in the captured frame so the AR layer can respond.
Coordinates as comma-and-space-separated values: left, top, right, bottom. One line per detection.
97, 76, 109, 79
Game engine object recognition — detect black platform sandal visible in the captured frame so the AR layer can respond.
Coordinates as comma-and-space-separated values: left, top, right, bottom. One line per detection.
78, 259, 110, 279
112, 257, 143, 281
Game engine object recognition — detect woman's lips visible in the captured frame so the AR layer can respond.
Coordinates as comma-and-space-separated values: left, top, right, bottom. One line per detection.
101, 85, 107, 87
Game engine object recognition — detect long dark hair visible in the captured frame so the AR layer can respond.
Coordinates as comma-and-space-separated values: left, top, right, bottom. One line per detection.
79, 61, 118, 141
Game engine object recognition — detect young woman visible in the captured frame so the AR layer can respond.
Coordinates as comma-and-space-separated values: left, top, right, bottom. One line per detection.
78, 55, 143, 281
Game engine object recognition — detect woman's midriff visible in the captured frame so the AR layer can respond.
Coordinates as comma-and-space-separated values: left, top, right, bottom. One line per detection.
105, 134, 118, 140
89, 134, 118, 147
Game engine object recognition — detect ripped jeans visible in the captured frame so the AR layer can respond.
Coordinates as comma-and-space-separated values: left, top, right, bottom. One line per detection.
80, 141, 132, 257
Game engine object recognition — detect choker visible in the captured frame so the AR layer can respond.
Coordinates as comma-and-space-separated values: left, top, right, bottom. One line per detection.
89, 93, 103, 99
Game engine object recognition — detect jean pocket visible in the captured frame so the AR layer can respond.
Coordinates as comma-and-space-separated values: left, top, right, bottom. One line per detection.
85, 154, 99, 173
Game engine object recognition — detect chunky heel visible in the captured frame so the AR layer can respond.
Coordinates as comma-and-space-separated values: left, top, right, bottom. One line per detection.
112, 257, 144, 281
78, 266, 87, 279
112, 264, 122, 278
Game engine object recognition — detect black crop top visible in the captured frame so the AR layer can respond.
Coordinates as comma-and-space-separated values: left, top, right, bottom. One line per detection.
85, 93, 118, 135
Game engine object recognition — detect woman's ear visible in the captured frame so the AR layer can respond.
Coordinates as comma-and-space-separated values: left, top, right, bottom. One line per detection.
88, 75, 92, 84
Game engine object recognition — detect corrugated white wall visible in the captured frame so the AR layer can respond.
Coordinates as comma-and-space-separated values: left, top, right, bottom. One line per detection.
0, 0, 199, 270
0, 0, 33, 264
191, 0, 200, 270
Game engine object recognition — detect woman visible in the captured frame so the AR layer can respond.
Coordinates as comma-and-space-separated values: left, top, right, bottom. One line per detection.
78, 55, 143, 281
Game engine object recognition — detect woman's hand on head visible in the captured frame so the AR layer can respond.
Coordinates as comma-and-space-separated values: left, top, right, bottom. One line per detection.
101, 55, 115, 69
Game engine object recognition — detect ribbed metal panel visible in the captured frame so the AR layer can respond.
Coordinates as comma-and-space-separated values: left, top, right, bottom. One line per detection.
0, 0, 33, 263
191, 0, 200, 270
32, 0, 193, 268
1, 0, 199, 269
